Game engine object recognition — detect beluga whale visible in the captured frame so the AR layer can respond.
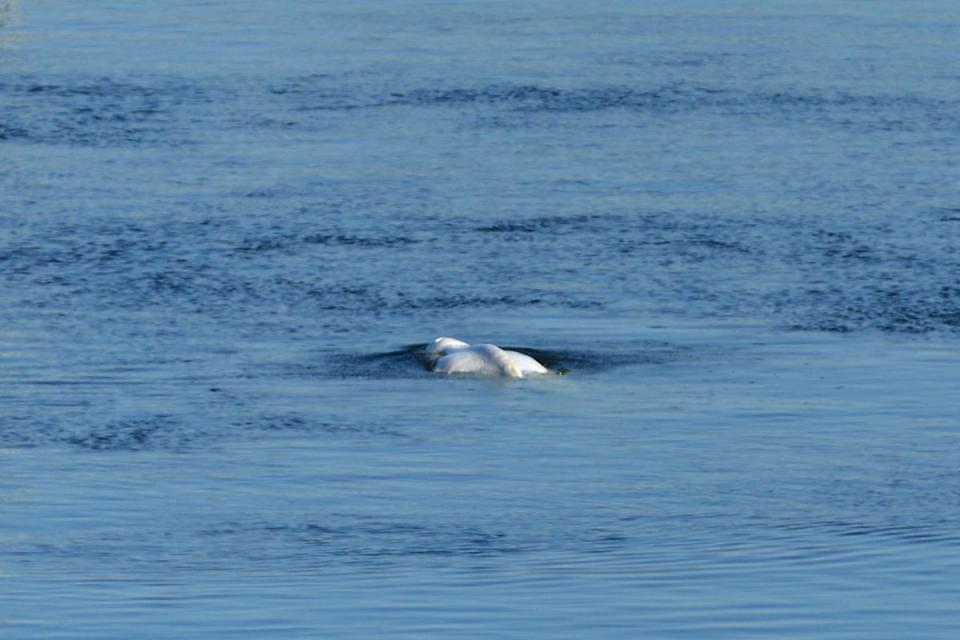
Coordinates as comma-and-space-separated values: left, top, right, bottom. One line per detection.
425, 337, 550, 378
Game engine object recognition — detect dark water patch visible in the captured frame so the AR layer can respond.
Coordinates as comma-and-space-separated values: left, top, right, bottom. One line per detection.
201, 519, 530, 562
475, 214, 610, 235
193, 515, 635, 568
63, 415, 194, 452
732, 88, 959, 133
475, 221, 538, 233
9, 512, 635, 573
685, 238, 751, 253
8, 70, 955, 150
263, 79, 960, 135
781, 519, 960, 547
501, 344, 682, 373
0, 416, 51, 449
0, 414, 205, 452
937, 208, 960, 222
269, 80, 733, 116
16, 78, 182, 100
772, 218, 960, 333
4, 246, 603, 320
10, 519, 535, 572
399, 83, 720, 116
0, 228, 172, 274
785, 280, 960, 334
304, 233, 422, 248
5, 207, 957, 334
325, 345, 434, 379
617, 235, 754, 258
812, 229, 885, 264
266, 73, 387, 111
400, 293, 603, 312
232, 414, 409, 440
235, 232, 423, 254
0, 74, 213, 146
0, 122, 27, 139
655, 53, 736, 69
267, 74, 332, 96
0, 410, 407, 451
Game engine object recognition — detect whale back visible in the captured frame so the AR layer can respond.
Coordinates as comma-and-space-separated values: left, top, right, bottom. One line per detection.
472, 344, 523, 378
427, 337, 548, 378
427, 337, 470, 354
433, 343, 524, 378
504, 350, 548, 375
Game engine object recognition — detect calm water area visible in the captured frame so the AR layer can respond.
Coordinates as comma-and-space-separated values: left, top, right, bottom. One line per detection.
2, 1, 959, 637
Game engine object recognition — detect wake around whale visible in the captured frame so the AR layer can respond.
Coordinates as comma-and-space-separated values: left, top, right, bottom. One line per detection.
426, 337, 550, 378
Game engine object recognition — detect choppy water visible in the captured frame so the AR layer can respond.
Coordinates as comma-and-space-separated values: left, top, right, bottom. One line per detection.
2, 1, 960, 637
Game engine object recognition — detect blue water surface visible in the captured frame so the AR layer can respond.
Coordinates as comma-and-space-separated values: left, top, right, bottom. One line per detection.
2, 1, 960, 637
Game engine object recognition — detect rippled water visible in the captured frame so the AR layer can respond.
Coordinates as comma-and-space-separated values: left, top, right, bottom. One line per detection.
3, 1, 960, 637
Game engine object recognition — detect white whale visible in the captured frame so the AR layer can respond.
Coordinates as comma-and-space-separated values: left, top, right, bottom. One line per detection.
426, 337, 548, 378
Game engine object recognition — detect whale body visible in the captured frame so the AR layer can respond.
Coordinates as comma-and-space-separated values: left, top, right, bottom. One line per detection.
426, 337, 548, 378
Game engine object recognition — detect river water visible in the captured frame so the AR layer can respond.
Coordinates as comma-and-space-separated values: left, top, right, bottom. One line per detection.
2, 1, 959, 637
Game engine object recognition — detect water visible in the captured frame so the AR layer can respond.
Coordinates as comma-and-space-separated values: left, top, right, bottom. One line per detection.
2, 0, 960, 637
